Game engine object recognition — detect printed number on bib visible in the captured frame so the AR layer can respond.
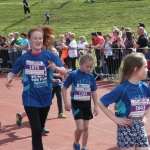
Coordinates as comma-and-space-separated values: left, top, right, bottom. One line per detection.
74, 84, 91, 101
25, 60, 45, 76
129, 98, 150, 119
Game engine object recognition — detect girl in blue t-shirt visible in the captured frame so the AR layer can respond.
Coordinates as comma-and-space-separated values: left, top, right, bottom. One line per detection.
5, 25, 67, 150
98, 53, 150, 150
62, 53, 98, 150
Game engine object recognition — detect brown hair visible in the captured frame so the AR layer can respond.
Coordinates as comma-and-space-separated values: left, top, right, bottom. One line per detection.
21, 32, 27, 38
28, 25, 55, 50
118, 53, 146, 84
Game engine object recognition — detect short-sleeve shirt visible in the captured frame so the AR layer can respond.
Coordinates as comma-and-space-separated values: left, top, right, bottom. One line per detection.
68, 40, 77, 58
137, 34, 148, 52
100, 80, 150, 118
92, 36, 104, 46
63, 69, 97, 101
12, 49, 63, 107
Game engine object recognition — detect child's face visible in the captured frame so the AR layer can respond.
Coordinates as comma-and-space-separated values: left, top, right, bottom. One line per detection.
79, 60, 94, 74
29, 31, 43, 51
135, 59, 148, 81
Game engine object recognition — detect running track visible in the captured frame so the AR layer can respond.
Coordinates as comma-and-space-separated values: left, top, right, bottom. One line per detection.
0, 74, 150, 150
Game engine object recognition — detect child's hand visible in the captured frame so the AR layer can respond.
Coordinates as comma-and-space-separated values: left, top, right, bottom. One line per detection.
93, 106, 98, 116
64, 102, 71, 111
114, 117, 132, 126
52, 79, 60, 83
47, 60, 57, 70
53, 73, 60, 77
5, 77, 12, 89
141, 115, 147, 125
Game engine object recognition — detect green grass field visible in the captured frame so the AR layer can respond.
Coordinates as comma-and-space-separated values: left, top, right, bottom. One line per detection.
0, 0, 150, 41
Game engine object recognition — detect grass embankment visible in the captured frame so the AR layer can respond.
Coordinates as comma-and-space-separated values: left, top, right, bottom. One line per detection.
0, 0, 150, 41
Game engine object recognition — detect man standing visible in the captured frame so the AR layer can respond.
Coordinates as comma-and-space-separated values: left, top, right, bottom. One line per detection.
86, 32, 105, 66
138, 22, 148, 39
135, 27, 148, 53
23, 0, 30, 18
11, 32, 22, 59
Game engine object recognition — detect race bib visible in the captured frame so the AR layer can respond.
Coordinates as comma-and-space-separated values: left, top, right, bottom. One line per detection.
25, 60, 45, 76
128, 98, 150, 119
74, 84, 91, 101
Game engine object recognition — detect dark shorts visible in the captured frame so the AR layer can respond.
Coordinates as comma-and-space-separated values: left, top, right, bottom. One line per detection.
71, 100, 93, 120
117, 121, 149, 148
24, 7, 30, 14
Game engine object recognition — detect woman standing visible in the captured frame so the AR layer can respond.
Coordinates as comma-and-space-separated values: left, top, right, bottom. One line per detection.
123, 31, 136, 58
6, 25, 67, 150
111, 28, 124, 74
63, 33, 77, 71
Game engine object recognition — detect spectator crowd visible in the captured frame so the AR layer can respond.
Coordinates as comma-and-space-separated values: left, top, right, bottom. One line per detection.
0, 22, 150, 78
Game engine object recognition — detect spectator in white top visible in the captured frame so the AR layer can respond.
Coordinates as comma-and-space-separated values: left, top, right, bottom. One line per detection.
63, 33, 77, 71
77, 36, 89, 56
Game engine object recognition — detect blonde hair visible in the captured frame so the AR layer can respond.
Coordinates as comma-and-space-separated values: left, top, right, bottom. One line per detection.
79, 53, 94, 64
113, 28, 121, 36
69, 33, 75, 39
118, 53, 146, 84
28, 25, 55, 50
8, 33, 14, 37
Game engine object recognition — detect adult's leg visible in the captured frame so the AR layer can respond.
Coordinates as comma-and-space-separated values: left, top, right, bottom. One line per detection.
27, 8, 30, 17
81, 120, 89, 149
95, 49, 100, 66
72, 57, 77, 71
24, 106, 43, 150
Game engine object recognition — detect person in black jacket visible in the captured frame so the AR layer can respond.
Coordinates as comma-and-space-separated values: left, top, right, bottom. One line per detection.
23, 0, 30, 18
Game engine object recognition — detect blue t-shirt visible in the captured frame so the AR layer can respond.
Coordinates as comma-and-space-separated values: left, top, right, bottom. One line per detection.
21, 39, 29, 47
12, 49, 63, 107
63, 69, 97, 100
100, 80, 150, 118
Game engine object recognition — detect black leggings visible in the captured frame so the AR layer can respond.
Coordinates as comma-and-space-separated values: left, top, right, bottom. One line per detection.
24, 106, 50, 150
68, 57, 77, 71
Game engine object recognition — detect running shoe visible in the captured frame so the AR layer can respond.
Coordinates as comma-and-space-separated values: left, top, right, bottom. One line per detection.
58, 113, 67, 118
73, 142, 80, 150
16, 113, 22, 126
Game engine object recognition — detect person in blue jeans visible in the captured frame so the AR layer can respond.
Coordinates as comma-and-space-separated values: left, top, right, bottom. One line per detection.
6, 25, 67, 150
